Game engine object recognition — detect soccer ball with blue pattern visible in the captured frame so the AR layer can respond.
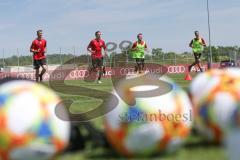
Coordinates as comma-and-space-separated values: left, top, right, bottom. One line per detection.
190, 68, 240, 143
104, 74, 193, 157
0, 80, 70, 160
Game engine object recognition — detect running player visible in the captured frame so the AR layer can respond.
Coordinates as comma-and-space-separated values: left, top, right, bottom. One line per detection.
131, 33, 148, 74
87, 31, 107, 84
30, 30, 47, 82
188, 31, 206, 72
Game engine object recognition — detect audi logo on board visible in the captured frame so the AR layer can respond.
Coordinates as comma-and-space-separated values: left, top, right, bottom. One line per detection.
120, 68, 135, 75
167, 66, 186, 73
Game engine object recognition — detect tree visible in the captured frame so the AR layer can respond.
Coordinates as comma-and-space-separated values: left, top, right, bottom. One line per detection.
203, 46, 218, 62
152, 48, 163, 56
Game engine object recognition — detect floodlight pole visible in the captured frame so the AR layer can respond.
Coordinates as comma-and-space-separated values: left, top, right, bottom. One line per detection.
2, 48, 5, 68
17, 48, 20, 73
207, 0, 213, 69
73, 46, 76, 68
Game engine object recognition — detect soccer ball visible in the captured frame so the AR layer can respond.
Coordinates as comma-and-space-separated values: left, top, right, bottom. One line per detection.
0, 80, 70, 160
190, 68, 240, 143
104, 74, 193, 157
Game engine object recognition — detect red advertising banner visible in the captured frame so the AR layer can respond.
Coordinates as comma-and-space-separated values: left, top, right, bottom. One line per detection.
0, 63, 221, 81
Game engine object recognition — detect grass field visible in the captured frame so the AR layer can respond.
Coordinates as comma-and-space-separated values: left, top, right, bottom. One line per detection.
47, 73, 227, 160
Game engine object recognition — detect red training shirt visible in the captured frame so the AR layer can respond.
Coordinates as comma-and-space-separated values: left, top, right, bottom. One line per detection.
87, 39, 106, 59
30, 39, 47, 60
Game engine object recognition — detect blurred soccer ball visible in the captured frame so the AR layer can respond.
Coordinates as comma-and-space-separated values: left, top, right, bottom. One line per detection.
190, 68, 240, 143
0, 80, 70, 160
104, 74, 193, 157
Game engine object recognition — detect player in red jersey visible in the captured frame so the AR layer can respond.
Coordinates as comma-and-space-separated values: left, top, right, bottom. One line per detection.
30, 30, 47, 82
87, 31, 107, 84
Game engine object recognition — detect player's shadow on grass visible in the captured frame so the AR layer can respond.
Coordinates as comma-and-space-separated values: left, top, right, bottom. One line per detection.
84, 130, 223, 159
85, 148, 181, 160
85, 148, 121, 159
184, 129, 223, 149
184, 139, 222, 149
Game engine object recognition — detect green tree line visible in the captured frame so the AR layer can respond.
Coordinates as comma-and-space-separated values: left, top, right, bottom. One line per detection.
0, 46, 239, 67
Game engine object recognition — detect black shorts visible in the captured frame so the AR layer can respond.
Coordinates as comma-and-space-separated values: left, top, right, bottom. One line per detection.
34, 59, 46, 69
92, 57, 103, 68
135, 58, 145, 64
194, 53, 202, 61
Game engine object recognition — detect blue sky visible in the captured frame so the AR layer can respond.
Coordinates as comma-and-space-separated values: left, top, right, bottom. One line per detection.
0, 0, 239, 56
